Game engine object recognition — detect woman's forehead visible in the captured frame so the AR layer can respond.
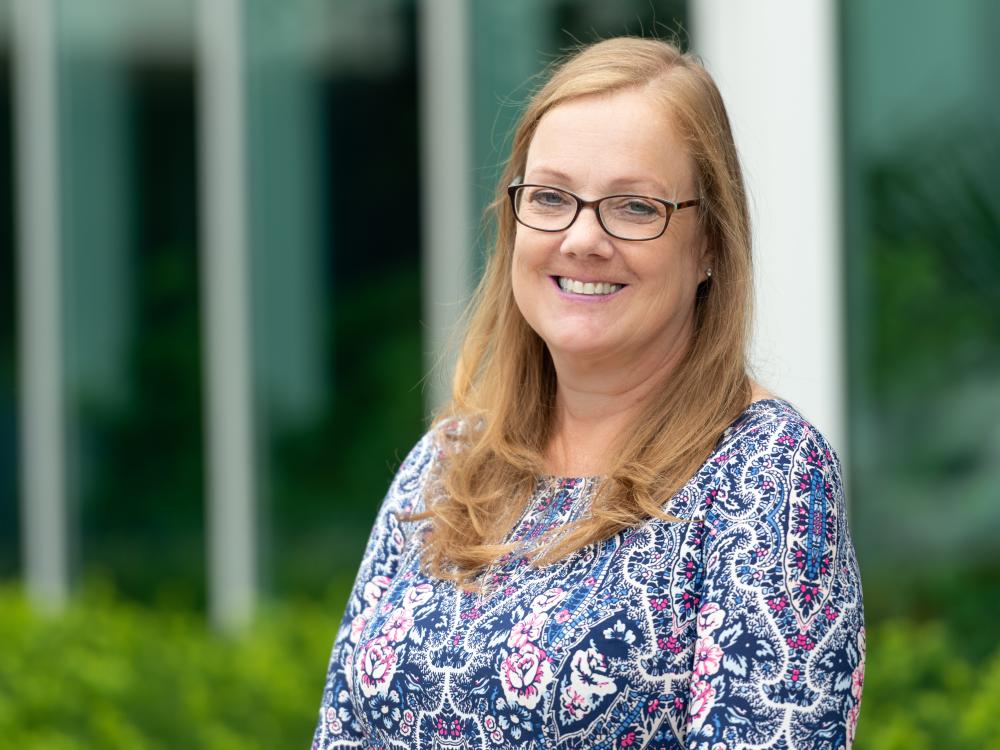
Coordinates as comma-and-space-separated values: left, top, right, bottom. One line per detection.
525, 90, 695, 194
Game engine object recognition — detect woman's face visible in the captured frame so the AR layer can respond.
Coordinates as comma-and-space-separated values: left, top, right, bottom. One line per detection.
511, 88, 710, 373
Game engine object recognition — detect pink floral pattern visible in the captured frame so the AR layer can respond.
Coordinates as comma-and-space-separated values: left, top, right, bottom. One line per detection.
357, 636, 398, 698
693, 636, 723, 678
687, 678, 717, 726
501, 642, 553, 710
507, 612, 548, 649
313, 400, 865, 748
380, 607, 414, 642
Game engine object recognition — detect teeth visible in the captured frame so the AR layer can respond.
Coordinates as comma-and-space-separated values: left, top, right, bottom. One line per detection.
558, 277, 623, 296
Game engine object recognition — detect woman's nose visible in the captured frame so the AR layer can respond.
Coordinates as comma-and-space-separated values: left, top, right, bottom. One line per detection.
558, 207, 615, 258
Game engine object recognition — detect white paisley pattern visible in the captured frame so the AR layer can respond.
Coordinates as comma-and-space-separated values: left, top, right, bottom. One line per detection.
312, 400, 866, 749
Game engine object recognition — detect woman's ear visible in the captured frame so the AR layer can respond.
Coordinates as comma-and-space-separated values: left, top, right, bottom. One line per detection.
697, 235, 714, 283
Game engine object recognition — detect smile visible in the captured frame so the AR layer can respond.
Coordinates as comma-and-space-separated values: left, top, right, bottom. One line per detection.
556, 276, 625, 296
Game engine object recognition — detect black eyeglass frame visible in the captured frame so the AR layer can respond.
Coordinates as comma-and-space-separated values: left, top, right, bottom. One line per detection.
507, 180, 701, 241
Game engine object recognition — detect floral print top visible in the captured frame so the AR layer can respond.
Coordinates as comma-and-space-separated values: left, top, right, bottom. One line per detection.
311, 399, 865, 749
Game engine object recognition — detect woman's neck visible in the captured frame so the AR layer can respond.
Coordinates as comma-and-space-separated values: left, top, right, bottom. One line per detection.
543, 347, 767, 477
544, 343, 686, 477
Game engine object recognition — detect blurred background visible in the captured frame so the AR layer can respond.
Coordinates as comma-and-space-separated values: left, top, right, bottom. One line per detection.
0, 0, 998, 748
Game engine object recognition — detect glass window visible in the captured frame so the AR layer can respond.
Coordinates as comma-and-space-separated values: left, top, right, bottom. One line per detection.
843, 0, 1000, 627
55, 1, 205, 603
250, 0, 425, 598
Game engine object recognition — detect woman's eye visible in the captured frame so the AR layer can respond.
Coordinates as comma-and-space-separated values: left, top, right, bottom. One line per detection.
531, 190, 569, 207
623, 199, 658, 215
607, 197, 664, 223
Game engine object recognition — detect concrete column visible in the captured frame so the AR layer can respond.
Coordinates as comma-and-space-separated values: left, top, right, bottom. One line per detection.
691, 0, 845, 452
196, 0, 257, 630
417, 0, 473, 413
12, 0, 69, 610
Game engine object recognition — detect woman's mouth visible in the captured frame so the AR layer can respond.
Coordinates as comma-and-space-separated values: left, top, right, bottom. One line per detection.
554, 276, 625, 296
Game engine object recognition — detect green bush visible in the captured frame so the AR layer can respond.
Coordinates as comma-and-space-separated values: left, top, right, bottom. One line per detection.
0, 582, 344, 750
856, 619, 1000, 749
2, 582, 1000, 749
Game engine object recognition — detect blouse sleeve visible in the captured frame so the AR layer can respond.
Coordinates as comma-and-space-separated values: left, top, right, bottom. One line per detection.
310, 430, 438, 749
684, 419, 866, 750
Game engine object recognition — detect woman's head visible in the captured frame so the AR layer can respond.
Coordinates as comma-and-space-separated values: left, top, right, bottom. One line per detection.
490, 37, 751, 382
416, 37, 753, 586
453, 38, 751, 413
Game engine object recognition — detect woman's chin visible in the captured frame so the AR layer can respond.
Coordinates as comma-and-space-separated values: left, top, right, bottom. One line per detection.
543, 335, 619, 364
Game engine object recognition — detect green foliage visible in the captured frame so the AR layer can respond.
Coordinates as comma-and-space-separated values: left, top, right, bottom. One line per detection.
856, 618, 1000, 749
0, 582, 346, 750
3, 581, 1000, 749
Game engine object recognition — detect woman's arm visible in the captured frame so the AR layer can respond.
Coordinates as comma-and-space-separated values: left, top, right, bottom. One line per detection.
684, 419, 865, 749
310, 430, 437, 749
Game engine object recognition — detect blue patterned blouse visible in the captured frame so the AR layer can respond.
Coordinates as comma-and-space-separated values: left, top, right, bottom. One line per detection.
311, 399, 865, 749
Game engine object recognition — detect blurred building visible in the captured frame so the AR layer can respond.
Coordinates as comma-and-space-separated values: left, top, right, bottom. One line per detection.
0, 0, 997, 629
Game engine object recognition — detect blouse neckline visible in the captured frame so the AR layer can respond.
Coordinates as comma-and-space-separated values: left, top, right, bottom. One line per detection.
537, 397, 794, 484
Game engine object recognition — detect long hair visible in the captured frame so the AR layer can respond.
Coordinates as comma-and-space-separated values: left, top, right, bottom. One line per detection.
405, 37, 753, 590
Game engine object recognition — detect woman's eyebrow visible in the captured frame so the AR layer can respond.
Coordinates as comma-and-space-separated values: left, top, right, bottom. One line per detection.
605, 176, 672, 195
523, 166, 574, 184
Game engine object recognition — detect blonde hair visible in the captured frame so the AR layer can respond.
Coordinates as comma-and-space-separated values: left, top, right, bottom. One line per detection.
405, 37, 752, 589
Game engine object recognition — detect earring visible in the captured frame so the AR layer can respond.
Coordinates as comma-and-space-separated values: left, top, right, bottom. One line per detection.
705, 268, 713, 278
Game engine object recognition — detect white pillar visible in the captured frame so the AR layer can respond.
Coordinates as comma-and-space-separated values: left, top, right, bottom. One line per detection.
196, 0, 257, 630
417, 0, 473, 414
691, 0, 845, 453
12, 0, 69, 610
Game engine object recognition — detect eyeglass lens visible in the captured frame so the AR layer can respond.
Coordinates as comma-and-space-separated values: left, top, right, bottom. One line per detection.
513, 185, 671, 240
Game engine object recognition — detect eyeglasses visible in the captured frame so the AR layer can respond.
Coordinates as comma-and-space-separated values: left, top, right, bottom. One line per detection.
507, 180, 701, 241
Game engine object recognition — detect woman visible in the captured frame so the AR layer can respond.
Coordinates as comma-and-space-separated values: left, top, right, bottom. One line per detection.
312, 37, 865, 749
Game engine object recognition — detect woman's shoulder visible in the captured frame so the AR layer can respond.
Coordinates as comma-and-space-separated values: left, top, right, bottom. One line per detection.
385, 416, 472, 514
692, 397, 853, 556
699, 397, 847, 516
718, 397, 841, 465
382, 427, 444, 517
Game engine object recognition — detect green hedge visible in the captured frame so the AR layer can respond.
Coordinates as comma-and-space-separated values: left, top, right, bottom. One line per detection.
1, 583, 999, 749
855, 618, 1000, 749
0, 583, 341, 750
